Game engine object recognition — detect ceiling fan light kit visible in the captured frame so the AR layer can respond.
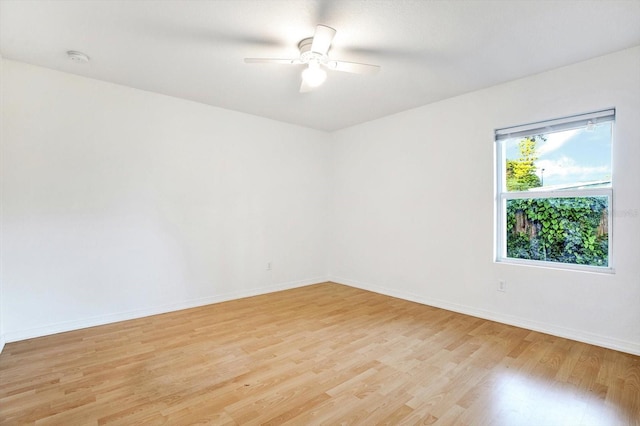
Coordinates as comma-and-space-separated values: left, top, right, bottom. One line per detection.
302, 62, 327, 87
244, 24, 380, 93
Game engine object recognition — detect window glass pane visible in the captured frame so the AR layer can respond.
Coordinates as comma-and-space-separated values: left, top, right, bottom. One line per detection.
506, 197, 608, 267
504, 122, 612, 192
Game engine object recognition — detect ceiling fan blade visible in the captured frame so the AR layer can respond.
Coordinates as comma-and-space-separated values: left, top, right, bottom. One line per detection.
326, 60, 380, 75
310, 25, 336, 55
244, 58, 302, 65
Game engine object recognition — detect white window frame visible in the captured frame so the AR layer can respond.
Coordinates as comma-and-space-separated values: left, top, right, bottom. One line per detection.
495, 109, 615, 273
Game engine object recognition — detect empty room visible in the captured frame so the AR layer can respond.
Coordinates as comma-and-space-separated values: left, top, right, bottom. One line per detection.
1, 0, 639, 424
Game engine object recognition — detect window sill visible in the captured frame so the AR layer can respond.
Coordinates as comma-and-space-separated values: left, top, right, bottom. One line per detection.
495, 258, 615, 275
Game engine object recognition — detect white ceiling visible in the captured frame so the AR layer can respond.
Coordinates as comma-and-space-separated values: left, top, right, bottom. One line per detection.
1, 0, 639, 132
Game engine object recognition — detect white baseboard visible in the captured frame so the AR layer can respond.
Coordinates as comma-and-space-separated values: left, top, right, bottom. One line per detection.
329, 276, 640, 356
0, 335, 5, 355
4, 277, 329, 343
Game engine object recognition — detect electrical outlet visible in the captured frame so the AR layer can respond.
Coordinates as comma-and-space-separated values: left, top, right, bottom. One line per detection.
497, 280, 506, 292
266, 262, 272, 271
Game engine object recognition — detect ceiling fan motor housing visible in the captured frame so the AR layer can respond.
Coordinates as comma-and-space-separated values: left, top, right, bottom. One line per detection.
298, 38, 327, 65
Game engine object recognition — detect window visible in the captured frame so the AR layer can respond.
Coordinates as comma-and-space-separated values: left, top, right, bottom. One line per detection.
495, 109, 614, 271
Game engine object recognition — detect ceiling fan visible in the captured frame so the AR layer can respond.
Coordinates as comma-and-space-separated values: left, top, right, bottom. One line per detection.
244, 24, 380, 93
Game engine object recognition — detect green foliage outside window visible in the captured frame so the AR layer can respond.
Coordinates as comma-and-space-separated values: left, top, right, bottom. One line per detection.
506, 197, 608, 266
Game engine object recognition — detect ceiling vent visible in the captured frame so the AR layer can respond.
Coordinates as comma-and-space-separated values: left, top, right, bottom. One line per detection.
66, 50, 90, 63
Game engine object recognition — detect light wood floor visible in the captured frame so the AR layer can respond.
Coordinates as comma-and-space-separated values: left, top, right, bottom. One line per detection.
1, 283, 639, 425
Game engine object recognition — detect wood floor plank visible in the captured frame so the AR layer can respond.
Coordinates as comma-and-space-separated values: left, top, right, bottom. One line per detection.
1, 282, 639, 425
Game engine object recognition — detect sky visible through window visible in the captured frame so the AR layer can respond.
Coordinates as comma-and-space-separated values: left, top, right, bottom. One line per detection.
505, 122, 612, 188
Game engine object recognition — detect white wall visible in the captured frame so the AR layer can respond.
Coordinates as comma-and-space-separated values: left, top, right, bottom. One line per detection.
329, 46, 640, 355
0, 54, 5, 353
0, 60, 329, 341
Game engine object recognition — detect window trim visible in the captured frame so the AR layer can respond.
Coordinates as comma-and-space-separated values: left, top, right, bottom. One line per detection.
494, 109, 615, 273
